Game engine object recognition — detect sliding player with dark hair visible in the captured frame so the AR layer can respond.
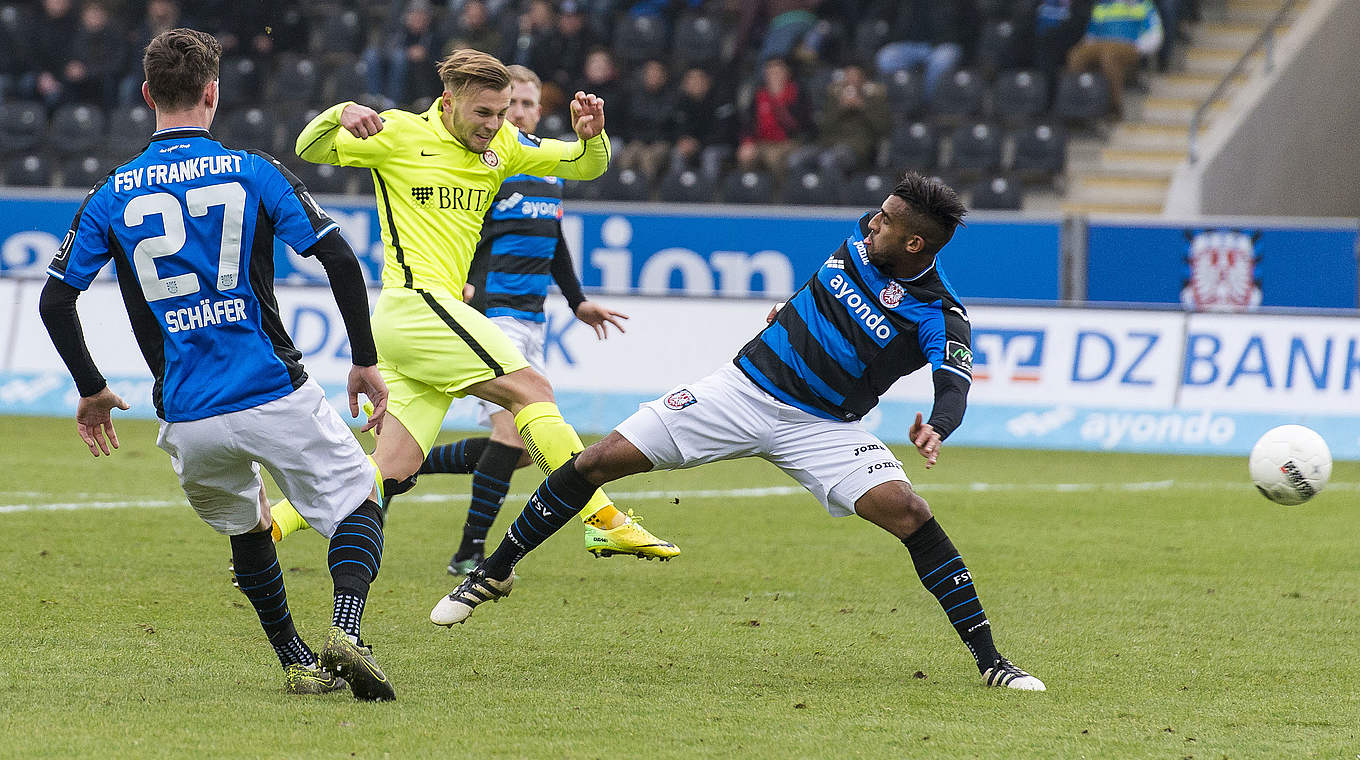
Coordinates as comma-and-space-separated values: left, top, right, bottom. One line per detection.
39, 28, 395, 700
433, 172, 1047, 691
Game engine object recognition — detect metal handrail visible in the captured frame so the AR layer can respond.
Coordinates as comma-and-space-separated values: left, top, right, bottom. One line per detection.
1187, 0, 1297, 164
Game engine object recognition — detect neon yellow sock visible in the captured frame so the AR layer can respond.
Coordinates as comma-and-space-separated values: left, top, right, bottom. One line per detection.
270, 499, 311, 542
513, 402, 622, 527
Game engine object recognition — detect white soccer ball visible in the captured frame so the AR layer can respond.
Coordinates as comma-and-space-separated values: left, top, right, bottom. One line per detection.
1248, 425, 1332, 506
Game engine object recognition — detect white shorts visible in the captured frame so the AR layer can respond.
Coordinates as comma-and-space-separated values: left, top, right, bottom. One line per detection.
156, 379, 377, 537
476, 316, 548, 426
615, 364, 909, 516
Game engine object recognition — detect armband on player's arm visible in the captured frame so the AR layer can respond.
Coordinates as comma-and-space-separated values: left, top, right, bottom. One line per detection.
308, 229, 378, 367
926, 368, 969, 440
38, 278, 107, 397
295, 102, 351, 164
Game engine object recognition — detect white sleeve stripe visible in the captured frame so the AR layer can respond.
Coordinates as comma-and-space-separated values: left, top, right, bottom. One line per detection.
313, 222, 340, 240
46, 268, 66, 280
939, 363, 972, 382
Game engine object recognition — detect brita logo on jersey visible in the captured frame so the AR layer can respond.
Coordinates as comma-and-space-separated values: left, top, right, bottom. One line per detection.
410, 186, 492, 211
827, 273, 892, 341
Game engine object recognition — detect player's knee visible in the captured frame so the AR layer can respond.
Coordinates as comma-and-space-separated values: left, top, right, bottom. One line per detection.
903, 487, 932, 526
572, 444, 612, 486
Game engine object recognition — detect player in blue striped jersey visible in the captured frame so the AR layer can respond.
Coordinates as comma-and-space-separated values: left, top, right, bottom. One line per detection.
434, 172, 1046, 691
39, 29, 395, 700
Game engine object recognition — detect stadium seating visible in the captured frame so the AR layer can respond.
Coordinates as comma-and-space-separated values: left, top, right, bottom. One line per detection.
932, 69, 985, 121
844, 171, 896, 208
885, 121, 939, 173
316, 9, 364, 58
718, 169, 775, 205
784, 144, 823, 178
883, 69, 925, 118
107, 104, 154, 152
1054, 70, 1112, 122
293, 160, 353, 195
672, 14, 722, 70
1008, 121, 1067, 179
853, 19, 892, 56
588, 167, 652, 202
781, 170, 842, 206
47, 104, 106, 156
3, 153, 53, 186
657, 168, 715, 203
615, 14, 668, 64
0, 101, 46, 154
222, 108, 275, 150
60, 154, 108, 189
218, 57, 261, 102
970, 175, 1023, 210
269, 56, 321, 104
818, 143, 860, 177
321, 57, 369, 106
948, 122, 1003, 174
975, 20, 1021, 76
993, 70, 1049, 122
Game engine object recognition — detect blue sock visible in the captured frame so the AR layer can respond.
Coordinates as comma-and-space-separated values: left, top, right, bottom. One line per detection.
231, 530, 314, 668
420, 438, 489, 475
456, 441, 522, 561
328, 500, 384, 641
483, 455, 595, 580
902, 517, 999, 671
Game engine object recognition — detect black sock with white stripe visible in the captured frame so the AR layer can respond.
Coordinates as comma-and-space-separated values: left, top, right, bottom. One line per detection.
902, 517, 1000, 672
483, 455, 596, 581
456, 441, 522, 561
328, 500, 384, 641
420, 437, 490, 475
230, 530, 315, 668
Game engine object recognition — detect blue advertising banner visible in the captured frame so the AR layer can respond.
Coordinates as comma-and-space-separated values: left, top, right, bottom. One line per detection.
1087, 218, 1359, 309
0, 191, 1062, 299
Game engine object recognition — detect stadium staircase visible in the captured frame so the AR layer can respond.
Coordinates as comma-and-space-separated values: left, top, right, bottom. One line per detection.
1060, 0, 1310, 215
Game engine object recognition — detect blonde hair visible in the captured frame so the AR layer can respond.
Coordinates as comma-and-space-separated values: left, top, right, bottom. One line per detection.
436, 49, 511, 97
505, 64, 542, 90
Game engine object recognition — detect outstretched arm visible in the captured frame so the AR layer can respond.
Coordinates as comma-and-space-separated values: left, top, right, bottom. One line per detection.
508, 92, 612, 180
295, 102, 391, 166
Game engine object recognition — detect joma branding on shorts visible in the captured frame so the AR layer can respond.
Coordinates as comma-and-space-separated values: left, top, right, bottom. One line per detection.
865, 460, 902, 475
410, 185, 492, 212
827, 273, 893, 341
852, 443, 886, 457
665, 389, 697, 410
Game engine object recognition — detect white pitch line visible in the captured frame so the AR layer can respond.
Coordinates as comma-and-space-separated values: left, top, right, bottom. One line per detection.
2, 480, 1354, 514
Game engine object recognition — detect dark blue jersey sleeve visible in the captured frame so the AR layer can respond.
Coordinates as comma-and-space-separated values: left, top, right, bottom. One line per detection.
46, 180, 114, 290
249, 150, 339, 255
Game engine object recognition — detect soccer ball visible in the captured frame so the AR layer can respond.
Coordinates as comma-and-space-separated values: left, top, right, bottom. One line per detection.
1248, 425, 1331, 506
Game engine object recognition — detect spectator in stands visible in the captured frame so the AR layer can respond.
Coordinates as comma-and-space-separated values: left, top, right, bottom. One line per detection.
63, 1, 127, 111
736, 0, 825, 66
121, 0, 181, 105
209, 1, 309, 61
542, 0, 599, 93
508, 0, 558, 76
1066, 0, 1163, 116
669, 67, 737, 172
362, 0, 443, 107
443, 1, 503, 60
580, 47, 629, 138
27, 0, 78, 109
738, 57, 811, 177
618, 59, 675, 179
816, 65, 889, 172
868, 0, 976, 102
1030, 0, 1094, 93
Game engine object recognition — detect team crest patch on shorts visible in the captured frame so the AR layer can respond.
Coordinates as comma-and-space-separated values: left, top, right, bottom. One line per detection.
880, 281, 905, 308
664, 389, 697, 410
481, 149, 500, 168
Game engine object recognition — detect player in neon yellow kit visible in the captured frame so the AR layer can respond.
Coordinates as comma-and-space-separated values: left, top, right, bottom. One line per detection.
273, 50, 677, 558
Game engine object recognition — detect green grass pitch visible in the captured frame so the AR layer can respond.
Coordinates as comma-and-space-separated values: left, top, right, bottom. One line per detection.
1, 414, 1356, 759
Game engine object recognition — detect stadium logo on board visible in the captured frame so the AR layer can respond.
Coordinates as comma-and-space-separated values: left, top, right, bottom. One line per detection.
481, 149, 500, 168
664, 389, 697, 410
1181, 229, 1262, 312
411, 186, 435, 208
879, 281, 904, 307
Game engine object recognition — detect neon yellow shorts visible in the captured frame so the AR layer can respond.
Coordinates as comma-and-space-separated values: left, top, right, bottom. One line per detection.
371, 286, 529, 454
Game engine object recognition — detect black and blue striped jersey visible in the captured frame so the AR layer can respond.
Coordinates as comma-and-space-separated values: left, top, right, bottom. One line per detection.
466, 173, 585, 321
735, 213, 973, 424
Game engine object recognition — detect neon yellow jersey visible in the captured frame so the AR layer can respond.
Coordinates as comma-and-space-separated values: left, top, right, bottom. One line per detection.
296, 100, 611, 295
